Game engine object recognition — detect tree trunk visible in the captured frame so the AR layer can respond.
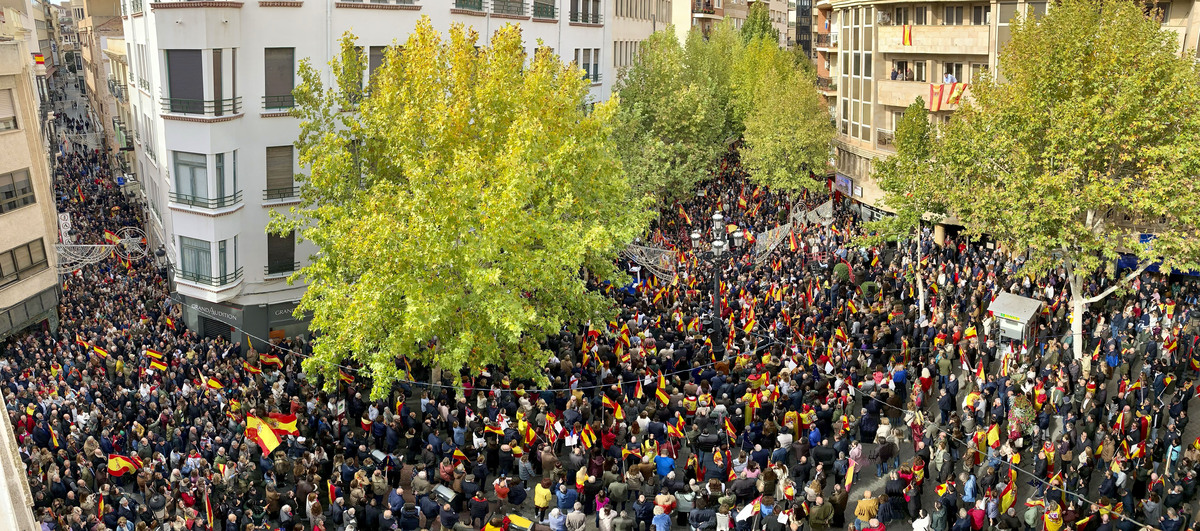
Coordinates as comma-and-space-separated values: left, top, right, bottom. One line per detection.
1071, 291, 1088, 376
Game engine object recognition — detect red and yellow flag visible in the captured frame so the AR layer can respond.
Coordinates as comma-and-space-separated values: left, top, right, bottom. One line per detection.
259, 353, 283, 367
246, 416, 283, 454
902, 24, 913, 45
149, 359, 168, 371
243, 361, 262, 374
106, 454, 142, 476
145, 348, 163, 360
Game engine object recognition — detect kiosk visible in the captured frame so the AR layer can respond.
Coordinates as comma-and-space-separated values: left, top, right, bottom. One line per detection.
988, 292, 1043, 346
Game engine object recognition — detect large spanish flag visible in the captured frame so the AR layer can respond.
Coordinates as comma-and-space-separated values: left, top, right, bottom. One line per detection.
267, 413, 299, 435
902, 25, 913, 45
107, 454, 142, 476
246, 416, 282, 454
93, 346, 109, 359
259, 353, 283, 367
928, 84, 944, 112
149, 360, 168, 371
144, 348, 163, 360
242, 361, 262, 374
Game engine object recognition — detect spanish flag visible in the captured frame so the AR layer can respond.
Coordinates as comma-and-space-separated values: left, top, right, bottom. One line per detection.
928, 84, 944, 112
75, 334, 88, 347
724, 417, 737, 439
267, 413, 299, 436
149, 360, 168, 371
206, 377, 224, 390
338, 369, 354, 383
602, 396, 625, 420
635, 380, 645, 399
104, 230, 118, 243
106, 454, 142, 476
581, 425, 597, 448
834, 327, 848, 343
484, 424, 505, 436
246, 416, 282, 454
902, 25, 913, 45
49, 425, 59, 448
935, 481, 951, 497
678, 205, 691, 225
789, 230, 799, 252
726, 223, 739, 234
846, 300, 858, 314
93, 346, 109, 359
743, 319, 756, 334
243, 361, 262, 374
667, 424, 683, 439
845, 462, 856, 489
259, 353, 283, 367
655, 371, 670, 405
621, 447, 641, 460
145, 348, 163, 360
328, 480, 338, 504
987, 423, 1000, 448
205, 492, 214, 528
964, 326, 977, 340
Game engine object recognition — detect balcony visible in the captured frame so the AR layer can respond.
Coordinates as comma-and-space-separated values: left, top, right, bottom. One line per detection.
262, 94, 295, 111
692, 1, 719, 17
138, 77, 149, 91
532, 2, 555, 18
876, 79, 965, 110
492, 0, 523, 16
265, 262, 299, 276
454, 0, 483, 11
160, 97, 242, 119
876, 129, 895, 151
179, 267, 243, 288
169, 191, 243, 209
131, 0, 143, 13
584, 71, 602, 84
570, 11, 603, 24
263, 186, 300, 201
816, 76, 836, 92
815, 32, 838, 49
876, 24, 990, 55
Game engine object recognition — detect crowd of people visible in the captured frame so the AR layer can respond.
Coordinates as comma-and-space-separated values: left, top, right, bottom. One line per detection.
7, 80, 1200, 531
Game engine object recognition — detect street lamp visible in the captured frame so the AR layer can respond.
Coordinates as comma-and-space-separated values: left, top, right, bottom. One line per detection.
690, 212, 745, 355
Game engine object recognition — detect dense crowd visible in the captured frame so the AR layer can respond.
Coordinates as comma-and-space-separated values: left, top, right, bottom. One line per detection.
7, 82, 1200, 531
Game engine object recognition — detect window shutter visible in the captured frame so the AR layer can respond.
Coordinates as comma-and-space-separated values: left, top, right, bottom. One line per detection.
264, 48, 294, 98
265, 146, 293, 190
0, 90, 14, 120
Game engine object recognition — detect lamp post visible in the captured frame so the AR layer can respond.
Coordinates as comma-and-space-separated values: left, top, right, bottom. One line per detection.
690, 212, 744, 354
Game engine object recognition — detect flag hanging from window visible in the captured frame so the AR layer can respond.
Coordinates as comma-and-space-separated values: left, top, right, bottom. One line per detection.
902, 25, 913, 45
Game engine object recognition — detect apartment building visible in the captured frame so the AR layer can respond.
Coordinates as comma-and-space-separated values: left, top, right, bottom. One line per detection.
78, 0, 121, 143
102, 36, 133, 173
0, 5, 62, 341
121, 0, 656, 344
825, 0, 1200, 227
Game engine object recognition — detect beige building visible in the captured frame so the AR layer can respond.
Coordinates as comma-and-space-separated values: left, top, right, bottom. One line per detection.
77, 0, 119, 139
0, 4, 63, 342
101, 35, 131, 173
825, 0, 1200, 224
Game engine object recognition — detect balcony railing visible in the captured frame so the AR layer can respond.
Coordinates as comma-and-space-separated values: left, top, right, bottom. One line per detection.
455, 0, 484, 10
265, 262, 299, 276
131, 0, 143, 13
584, 71, 602, 83
693, 1, 715, 14
263, 186, 300, 201
570, 11, 602, 23
492, 0, 523, 15
138, 77, 149, 91
815, 32, 838, 47
169, 190, 243, 209
877, 129, 895, 150
533, 2, 555, 18
263, 94, 295, 110
816, 76, 836, 91
179, 267, 243, 287
161, 97, 241, 116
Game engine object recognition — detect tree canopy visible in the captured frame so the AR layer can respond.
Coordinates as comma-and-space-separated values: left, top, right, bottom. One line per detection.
896, 0, 1200, 362
274, 18, 650, 398
741, 1, 781, 44
614, 21, 832, 201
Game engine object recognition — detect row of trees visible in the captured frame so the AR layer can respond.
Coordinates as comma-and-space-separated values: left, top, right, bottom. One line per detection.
271, 7, 833, 397
613, 5, 833, 201
864, 0, 1200, 368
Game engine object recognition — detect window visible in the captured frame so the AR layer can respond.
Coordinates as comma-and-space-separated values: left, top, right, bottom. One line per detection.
180, 237, 212, 280
944, 6, 964, 25
972, 5, 990, 25
173, 151, 208, 200
267, 231, 295, 275
1030, 1, 1048, 19
368, 46, 386, 80
944, 62, 964, 83
0, 89, 16, 131
893, 7, 908, 25
914, 60, 926, 82
914, 6, 927, 25
166, 50, 204, 113
0, 239, 48, 288
970, 63, 988, 83
265, 146, 294, 199
264, 48, 295, 109
0, 169, 35, 213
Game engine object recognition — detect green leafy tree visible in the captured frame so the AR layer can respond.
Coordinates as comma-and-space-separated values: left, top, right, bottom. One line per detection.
739, 38, 834, 194
613, 28, 725, 201
858, 98, 941, 318
274, 18, 651, 398
742, 1, 781, 45
922, 0, 1200, 369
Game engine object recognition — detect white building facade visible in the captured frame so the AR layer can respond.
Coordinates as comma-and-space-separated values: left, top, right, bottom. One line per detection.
121, 0, 660, 344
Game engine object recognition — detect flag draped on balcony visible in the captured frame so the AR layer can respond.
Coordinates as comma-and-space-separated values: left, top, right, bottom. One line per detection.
902, 25, 913, 45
